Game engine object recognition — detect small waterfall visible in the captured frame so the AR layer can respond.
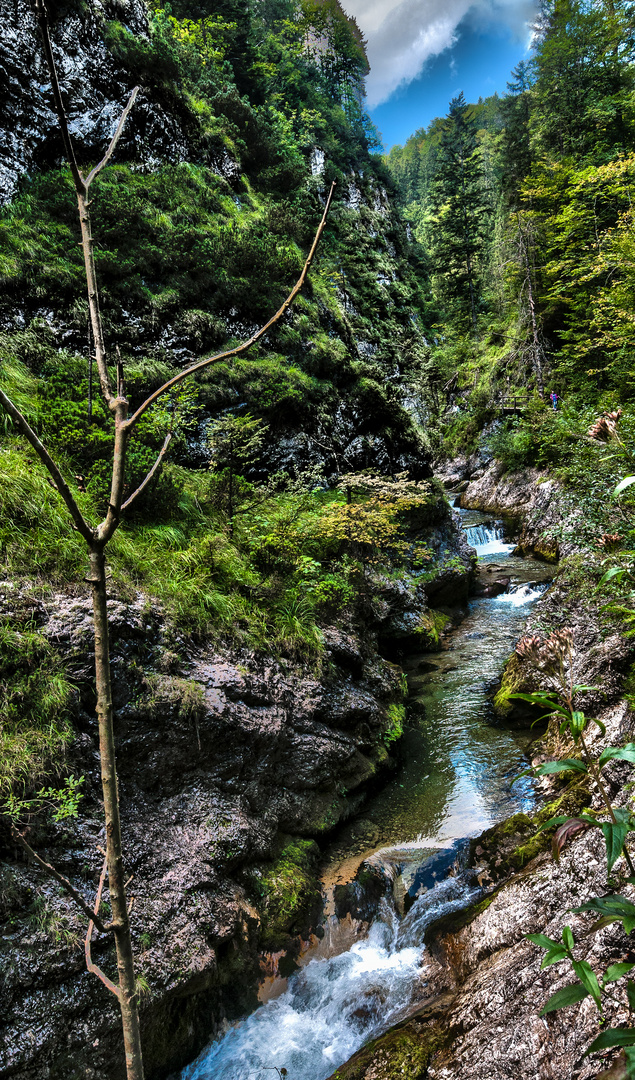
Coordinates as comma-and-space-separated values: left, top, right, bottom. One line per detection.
181, 873, 479, 1080
465, 522, 515, 557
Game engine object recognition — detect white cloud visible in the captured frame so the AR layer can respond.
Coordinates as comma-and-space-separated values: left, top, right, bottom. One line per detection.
343, 0, 536, 107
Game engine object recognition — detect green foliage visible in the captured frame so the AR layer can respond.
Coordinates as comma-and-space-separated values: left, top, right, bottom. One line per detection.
383, 702, 405, 745
384, 0, 635, 459
0, 615, 74, 798
5, 775, 85, 825
250, 838, 321, 949
515, 616, 635, 1068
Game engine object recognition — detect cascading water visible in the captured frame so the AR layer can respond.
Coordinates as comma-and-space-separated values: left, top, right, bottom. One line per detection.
499, 582, 547, 606
182, 880, 480, 1080
465, 521, 516, 557
180, 511, 553, 1080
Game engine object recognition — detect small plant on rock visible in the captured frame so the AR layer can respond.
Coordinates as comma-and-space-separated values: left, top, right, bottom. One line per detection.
513, 626, 635, 1073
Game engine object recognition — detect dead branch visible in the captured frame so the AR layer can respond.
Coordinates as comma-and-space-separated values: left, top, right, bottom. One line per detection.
85, 88, 140, 188
125, 181, 336, 431
0, 389, 94, 543
32, 0, 83, 192
11, 827, 114, 935
121, 433, 172, 511
85, 854, 120, 998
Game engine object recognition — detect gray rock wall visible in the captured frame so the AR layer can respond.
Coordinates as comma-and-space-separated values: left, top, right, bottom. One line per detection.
0, 0, 191, 202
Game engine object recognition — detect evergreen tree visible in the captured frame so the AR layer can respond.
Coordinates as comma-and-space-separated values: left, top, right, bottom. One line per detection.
500, 60, 534, 205
531, 0, 635, 162
430, 92, 488, 332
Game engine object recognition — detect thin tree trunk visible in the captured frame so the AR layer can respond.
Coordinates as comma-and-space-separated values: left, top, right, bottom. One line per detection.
89, 546, 144, 1080
526, 261, 544, 398
517, 213, 545, 398
466, 249, 477, 333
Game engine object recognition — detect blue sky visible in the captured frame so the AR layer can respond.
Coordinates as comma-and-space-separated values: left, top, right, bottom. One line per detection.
369, 20, 531, 149
341, 0, 537, 148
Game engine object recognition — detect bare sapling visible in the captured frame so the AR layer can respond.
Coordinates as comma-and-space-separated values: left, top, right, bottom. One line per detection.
2, 4, 335, 1077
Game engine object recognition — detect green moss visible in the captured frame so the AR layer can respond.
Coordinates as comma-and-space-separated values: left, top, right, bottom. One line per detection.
383, 702, 405, 745
481, 778, 592, 873
252, 839, 321, 950
327, 1023, 447, 1080
416, 608, 450, 649
492, 652, 531, 718
0, 619, 74, 798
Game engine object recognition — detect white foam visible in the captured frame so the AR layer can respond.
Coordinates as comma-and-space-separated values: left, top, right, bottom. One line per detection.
497, 583, 546, 607
181, 881, 477, 1080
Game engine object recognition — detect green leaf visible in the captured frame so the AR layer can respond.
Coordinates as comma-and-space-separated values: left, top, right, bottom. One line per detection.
600, 821, 630, 874
599, 744, 635, 768
603, 962, 635, 985
570, 710, 587, 737
627, 980, 635, 1011
562, 925, 575, 951
600, 567, 626, 585
535, 758, 588, 776
541, 947, 570, 969
586, 1028, 635, 1054
511, 767, 535, 785
508, 693, 568, 715
573, 895, 635, 935
526, 933, 563, 950
572, 959, 602, 1006
592, 716, 607, 736
614, 476, 635, 496
539, 981, 589, 1015
536, 814, 578, 833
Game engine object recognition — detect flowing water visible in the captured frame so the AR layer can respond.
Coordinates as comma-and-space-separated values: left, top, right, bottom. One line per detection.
181, 512, 552, 1080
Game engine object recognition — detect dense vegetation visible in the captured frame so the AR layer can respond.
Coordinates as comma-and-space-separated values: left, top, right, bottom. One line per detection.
0, 0, 448, 799
385, 0, 635, 488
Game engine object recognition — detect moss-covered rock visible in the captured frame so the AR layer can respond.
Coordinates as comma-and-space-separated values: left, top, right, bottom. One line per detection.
249, 838, 322, 951
472, 777, 592, 879
325, 1020, 449, 1080
492, 651, 542, 722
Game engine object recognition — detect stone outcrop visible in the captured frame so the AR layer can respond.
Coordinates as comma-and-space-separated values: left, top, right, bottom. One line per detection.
438, 456, 583, 561
0, 506, 474, 1080
0, 0, 199, 203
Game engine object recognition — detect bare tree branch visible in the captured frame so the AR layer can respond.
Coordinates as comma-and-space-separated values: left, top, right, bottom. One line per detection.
32, 0, 85, 194
11, 827, 114, 935
125, 181, 337, 431
85, 87, 140, 188
0, 389, 94, 543
121, 432, 172, 512
85, 854, 120, 998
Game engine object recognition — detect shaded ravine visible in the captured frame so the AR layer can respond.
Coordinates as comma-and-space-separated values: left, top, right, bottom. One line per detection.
180, 515, 552, 1080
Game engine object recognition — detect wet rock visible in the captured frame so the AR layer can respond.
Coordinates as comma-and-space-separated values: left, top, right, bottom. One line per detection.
472, 576, 510, 598
0, 0, 194, 203
333, 553, 635, 1080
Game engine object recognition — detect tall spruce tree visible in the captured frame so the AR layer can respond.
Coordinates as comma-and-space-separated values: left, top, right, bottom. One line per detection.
500, 60, 534, 205
430, 92, 488, 333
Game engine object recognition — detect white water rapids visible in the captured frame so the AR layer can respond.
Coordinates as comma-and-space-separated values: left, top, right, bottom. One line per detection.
182, 877, 479, 1080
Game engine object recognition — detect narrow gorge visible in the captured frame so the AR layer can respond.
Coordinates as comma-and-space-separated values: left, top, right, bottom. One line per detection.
3, 0, 635, 1078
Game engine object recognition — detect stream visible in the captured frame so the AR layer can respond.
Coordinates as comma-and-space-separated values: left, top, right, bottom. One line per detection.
181, 513, 553, 1080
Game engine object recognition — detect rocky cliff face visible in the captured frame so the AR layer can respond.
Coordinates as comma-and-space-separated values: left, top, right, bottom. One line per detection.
0, 0, 193, 203
0, 512, 474, 1080
438, 455, 581, 561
